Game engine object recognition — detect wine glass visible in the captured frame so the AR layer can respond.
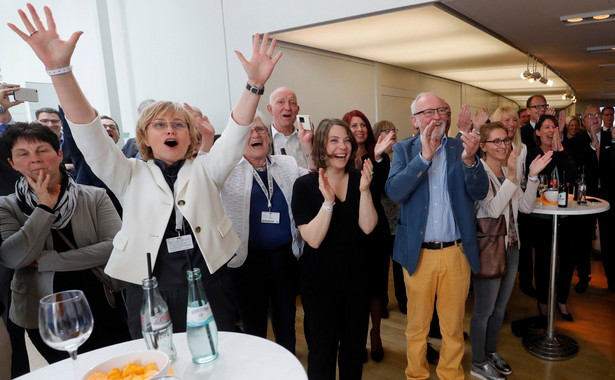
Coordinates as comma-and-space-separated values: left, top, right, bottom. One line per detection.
39, 290, 94, 378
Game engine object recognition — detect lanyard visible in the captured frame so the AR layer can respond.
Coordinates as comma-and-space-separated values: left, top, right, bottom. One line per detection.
252, 160, 274, 212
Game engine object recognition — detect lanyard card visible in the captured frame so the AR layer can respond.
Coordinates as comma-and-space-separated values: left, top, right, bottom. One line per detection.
166, 235, 194, 253
261, 211, 280, 224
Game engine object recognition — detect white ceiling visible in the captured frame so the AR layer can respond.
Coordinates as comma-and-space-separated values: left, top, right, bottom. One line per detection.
271, 1, 615, 109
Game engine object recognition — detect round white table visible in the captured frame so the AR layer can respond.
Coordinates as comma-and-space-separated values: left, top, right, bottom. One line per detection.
16, 332, 307, 380
523, 196, 609, 360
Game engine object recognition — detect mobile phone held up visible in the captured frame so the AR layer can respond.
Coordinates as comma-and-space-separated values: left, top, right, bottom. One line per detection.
296, 115, 312, 130
14, 88, 39, 102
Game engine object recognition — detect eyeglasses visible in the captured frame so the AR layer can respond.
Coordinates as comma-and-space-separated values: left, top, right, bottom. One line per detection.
485, 138, 512, 146
251, 126, 268, 135
149, 121, 188, 130
38, 119, 61, 125
413, 107, 448, 117
382, 129, 398, 134
583, 113, 602, 119
529, 104, 549, 110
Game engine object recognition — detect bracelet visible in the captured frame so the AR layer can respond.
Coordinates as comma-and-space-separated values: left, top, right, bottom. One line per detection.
528, 175, 538, 182
245, 82, 264, 95
322, 202, 335, 212
46, 65, 73, 76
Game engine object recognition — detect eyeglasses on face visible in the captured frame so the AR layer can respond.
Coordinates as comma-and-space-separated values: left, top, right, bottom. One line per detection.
149, 121, 188, 130
485, 138, 512, 147
584, 113, 602, 119
529, 104, 549, 110
413, 107, 448, 117
382, 129, 399, 134
251, 126, 268, 135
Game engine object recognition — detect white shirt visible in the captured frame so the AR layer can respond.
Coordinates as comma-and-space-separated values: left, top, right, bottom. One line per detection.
270, 123, 308, 169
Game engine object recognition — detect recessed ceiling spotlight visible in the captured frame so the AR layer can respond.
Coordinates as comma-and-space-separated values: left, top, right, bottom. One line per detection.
587, 45, 615, 53
561, 10, 615, 25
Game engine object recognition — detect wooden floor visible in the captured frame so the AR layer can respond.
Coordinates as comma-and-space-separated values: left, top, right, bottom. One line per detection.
285, 259, 615, 379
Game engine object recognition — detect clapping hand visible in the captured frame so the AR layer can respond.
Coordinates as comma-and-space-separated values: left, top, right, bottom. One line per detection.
457, 105, 471, 133
8, 4, 83, 71
460, 130, 480, 166
360, 158, 374, 192
234, 33, 282, 89
318, 168, 335, 206
506, 148, 517, 181
528, 150, 553, 177
420, 120, 444, 161
374, 131, 396, 160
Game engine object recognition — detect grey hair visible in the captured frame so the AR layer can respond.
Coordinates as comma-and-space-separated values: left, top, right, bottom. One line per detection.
582, 105, 599, 117
411, 92, 439, 115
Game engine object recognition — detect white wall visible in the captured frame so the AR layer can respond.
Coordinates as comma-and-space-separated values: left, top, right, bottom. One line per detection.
1, 0, 519, 141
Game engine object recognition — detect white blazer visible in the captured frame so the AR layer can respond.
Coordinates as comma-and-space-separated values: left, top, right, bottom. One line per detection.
70, 115, 249, 284
221, 155, 308, 267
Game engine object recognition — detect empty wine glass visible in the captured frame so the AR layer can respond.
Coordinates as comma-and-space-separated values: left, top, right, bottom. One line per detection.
39, 290, 94, 378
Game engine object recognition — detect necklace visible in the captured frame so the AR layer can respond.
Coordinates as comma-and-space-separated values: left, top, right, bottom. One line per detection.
254, 161, 267, 172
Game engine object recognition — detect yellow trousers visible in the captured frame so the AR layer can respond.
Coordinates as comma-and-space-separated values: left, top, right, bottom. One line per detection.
403, 243, 471, 380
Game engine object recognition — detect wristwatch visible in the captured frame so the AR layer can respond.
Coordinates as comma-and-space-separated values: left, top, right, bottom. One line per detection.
245, 83, 265, 95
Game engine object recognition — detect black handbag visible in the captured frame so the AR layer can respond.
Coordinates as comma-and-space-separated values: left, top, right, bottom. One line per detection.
475, 180, 507, 279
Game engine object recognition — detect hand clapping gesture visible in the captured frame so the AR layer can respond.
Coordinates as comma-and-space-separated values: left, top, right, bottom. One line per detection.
359, 158, 374, 192
460, 130, 481, 166
374, 132, 396, 160
420, 120, 444, 161
506, 148, 517, 182
318, 168, 335, 206
528, 150, 553, 178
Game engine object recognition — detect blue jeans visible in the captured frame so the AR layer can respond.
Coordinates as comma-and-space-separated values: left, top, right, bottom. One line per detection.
470, 247, 519, 364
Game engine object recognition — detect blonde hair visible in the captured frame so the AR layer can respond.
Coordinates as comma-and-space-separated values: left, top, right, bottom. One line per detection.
135, 101, 199, 161
373, 120, 396, 136
479, 122, 508, 160
490, 106, 522, 156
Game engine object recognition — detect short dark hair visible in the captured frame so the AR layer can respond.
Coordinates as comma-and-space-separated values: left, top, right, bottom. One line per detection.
602, 106, 614, 114
534, 115, 558, 147
526, 95, 546, 108
2, 122, 61, 160
517, 108, 527, 117
35, 107, 60, 120
311, 118, 357, 172
101, 115, 119, 129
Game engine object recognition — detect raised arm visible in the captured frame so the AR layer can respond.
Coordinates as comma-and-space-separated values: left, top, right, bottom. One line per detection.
8, 4, 95, 124
296, 169, 335, 249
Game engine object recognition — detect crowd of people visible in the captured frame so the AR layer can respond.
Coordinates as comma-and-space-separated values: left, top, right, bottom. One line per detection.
0, 4, 613, 380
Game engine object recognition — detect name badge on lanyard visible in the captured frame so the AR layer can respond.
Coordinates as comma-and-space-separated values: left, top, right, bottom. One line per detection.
253, 161, 280, 224
166, 234, 194, 253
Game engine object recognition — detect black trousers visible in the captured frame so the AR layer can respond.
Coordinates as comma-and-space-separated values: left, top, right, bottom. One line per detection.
230, 244, 298, 353
125, 265, 237, 339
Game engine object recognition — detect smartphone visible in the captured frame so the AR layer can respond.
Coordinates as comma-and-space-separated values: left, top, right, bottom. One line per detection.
296, 115, 312, 130
14, 88, 39, 102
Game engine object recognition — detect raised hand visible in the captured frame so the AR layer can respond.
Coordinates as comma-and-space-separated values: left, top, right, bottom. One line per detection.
460, 130, 481, 166
506, 148, 517, 181
318, 168, 335, 205
184, 103, 215, 152
545, 107, 556, 116
558, 110, 566, 135
457, 105, 471, 133
8, 4, 83, 70
553, 127, 563, 152
360, 158, 374, 192
0, 84, 24, 110
374, 131, 396, 159
234, 33, 282, 89
473, 107, 489, 130
528, 150, 553, 177
25, 170, 61, 208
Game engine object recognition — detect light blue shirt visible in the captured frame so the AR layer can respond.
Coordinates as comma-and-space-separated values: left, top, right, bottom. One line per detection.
418, 136, 461, 242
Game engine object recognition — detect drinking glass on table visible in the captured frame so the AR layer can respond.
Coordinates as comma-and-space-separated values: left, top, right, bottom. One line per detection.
39, 290, 94, 378
536, 175, 548, 206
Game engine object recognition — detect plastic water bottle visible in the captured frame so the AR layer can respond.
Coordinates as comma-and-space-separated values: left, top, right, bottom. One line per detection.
140, 277, 177, 362
186, 268, 219, 363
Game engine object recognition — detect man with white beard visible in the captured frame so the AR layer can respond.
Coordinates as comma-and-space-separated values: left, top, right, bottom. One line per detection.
386, 92, 488, 380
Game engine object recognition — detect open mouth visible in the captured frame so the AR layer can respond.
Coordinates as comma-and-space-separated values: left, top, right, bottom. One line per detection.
250, 141, 263, 147
164, 139, 178, 147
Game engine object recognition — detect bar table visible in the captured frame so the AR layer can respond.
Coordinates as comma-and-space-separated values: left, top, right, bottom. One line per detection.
523, 196, 609, 360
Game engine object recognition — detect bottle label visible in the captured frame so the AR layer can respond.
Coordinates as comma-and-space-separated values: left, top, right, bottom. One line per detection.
558, 192, 567, 205
187, 304, 214, 327
151, 311, 171, 330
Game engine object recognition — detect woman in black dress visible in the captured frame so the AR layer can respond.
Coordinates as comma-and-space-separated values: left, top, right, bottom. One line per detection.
292, 118, 378, 380
342, 110, 395, 361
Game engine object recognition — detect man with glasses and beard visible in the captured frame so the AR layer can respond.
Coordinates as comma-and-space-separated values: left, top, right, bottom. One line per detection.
386, 92, 488, 380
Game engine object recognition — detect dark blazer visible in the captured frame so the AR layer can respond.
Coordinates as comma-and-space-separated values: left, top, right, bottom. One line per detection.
567, 131, 613, 199
385, 135, 488, 275
520, 123, 537, 150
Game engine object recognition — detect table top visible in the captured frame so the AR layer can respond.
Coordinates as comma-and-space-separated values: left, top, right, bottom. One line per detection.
17, 332, 307, 380
531, 195, 610, 216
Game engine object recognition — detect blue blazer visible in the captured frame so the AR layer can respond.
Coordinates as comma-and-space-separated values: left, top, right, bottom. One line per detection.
385, 135, 488, 275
